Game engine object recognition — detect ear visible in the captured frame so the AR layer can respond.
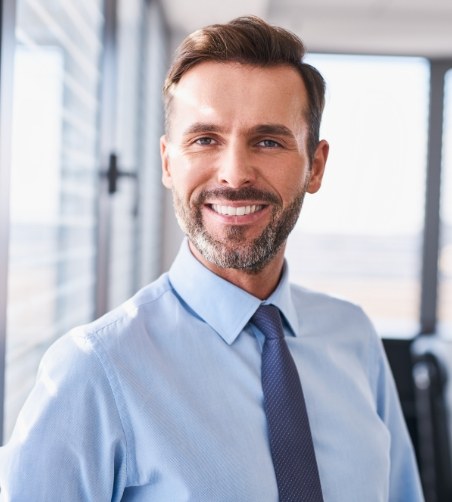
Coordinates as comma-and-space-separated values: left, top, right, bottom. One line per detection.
160, 135, 172, 189
307, 140, 329, 194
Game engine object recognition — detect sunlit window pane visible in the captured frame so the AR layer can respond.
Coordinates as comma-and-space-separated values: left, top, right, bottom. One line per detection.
286, 55, 429, 335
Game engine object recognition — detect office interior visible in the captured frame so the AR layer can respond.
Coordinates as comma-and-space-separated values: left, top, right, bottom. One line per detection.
0, 0, 451, 500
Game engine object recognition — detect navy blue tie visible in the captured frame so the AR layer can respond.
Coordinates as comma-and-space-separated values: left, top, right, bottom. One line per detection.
252, 304, 323, 502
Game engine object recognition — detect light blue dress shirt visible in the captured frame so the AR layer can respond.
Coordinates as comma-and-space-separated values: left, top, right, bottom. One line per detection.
0, 240, 423, 501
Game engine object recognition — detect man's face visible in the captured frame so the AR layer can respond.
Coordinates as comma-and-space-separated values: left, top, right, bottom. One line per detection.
161, 62, 328, 274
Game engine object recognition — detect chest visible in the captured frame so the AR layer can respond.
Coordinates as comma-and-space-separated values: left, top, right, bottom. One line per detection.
116, 329, 390, 501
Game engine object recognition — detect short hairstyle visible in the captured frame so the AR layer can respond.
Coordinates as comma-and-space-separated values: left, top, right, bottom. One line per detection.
163, 15, 326, 161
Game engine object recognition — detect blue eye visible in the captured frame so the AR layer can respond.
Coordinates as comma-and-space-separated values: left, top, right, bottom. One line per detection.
195, 137, 215, 145
258, 139, 281, 148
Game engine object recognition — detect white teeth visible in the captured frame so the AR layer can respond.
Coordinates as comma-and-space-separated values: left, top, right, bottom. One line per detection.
211, 204, 262, 216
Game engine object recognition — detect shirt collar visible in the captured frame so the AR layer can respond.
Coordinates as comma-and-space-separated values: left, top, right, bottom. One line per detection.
168, 240, 299, 345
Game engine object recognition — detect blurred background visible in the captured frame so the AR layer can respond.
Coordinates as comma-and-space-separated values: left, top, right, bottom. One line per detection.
0, 0, 451, 500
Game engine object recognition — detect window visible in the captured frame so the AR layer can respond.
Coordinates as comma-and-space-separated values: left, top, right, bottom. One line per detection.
286, 55, 429, 335
4, 0, 105, 440
1, 0, 169, 442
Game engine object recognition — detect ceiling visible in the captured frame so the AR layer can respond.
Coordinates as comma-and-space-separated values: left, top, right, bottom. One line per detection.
160, 0, 452, 58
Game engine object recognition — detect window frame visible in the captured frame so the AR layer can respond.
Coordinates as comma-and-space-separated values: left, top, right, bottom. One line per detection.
421, 59, 452, 334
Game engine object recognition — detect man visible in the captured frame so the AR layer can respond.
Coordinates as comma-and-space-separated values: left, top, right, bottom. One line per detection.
0, 16, 423, 501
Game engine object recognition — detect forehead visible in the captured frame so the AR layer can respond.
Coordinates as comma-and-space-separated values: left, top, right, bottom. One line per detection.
168, 62, 309, 131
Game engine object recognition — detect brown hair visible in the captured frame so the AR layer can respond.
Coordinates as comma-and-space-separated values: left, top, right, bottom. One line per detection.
163, 15, 326, 161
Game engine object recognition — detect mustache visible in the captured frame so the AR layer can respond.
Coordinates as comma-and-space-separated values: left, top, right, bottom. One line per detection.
196, 187, 280, 205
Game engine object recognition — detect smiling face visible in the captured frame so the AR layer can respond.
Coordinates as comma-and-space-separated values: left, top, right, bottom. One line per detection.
161, 62, 328, 280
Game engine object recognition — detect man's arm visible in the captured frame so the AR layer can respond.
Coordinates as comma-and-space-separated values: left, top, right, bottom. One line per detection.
372, 336, 425, 502
0, 332, 127, 501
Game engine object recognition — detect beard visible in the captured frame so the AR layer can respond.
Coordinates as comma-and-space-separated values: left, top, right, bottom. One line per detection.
172, 185, 307, 274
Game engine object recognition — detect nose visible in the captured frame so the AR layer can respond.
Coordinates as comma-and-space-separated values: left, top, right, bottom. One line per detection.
216, 141, 256, 188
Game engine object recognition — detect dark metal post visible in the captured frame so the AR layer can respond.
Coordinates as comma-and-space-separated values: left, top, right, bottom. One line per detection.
420, 60, 452, 334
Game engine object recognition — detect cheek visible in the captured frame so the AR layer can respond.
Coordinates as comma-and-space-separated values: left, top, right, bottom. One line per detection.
269, 170, 307, 204
173, 151, 218, 192
168, 165, 208, 205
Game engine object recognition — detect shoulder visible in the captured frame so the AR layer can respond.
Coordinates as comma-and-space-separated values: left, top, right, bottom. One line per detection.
40, 273, 176, 379
290, 283, 374, 332
289, 284, 391, 396
289, 282, 383, 362
87, 273, 173, 330
76, 273, 175, 345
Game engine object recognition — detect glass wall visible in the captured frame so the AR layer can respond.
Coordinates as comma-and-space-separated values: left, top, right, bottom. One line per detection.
286, 55, 429, 335
4, 0, 105, 440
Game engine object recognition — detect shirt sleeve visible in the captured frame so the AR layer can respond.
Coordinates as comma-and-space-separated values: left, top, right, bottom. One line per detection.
0, 330, 128, 502
371, 335, 425, 502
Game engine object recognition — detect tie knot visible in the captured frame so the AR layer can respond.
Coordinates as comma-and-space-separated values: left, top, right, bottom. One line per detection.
251, 304, 284, 340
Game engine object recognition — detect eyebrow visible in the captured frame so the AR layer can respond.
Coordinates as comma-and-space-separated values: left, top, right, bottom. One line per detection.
183, 123, 225, 136
182, 122, 295, 138
251, 124, 295, 138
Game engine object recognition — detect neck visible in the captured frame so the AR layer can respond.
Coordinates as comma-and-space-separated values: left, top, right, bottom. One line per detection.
188, 241, 286, 300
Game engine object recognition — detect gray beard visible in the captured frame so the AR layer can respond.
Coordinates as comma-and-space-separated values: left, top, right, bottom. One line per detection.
172, 186, 306, 274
